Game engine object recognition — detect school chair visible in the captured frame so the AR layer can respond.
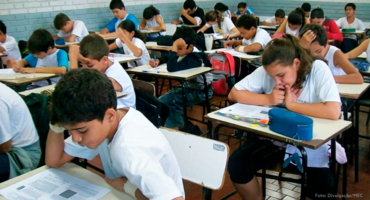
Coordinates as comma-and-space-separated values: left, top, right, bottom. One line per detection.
159, 128, 229, 200
132, 79, 155, 96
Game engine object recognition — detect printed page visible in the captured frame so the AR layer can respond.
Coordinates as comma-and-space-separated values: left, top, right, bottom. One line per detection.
217, 103, 271, 119
0, 68, 17, 75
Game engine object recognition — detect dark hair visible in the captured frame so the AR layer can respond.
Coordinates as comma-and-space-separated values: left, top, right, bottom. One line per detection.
310, 8, 324, 19
214, 2, 228, 12
80, 35, 109, 61
299, 24, 328, 47
183, 0, 196, 10
49, 68, 117, 125
288, 7, 306, 32
143, 5, 160, 20
109, 0, 125, 10
117, 20, 146, 42
205, 10, 223, 28
27, 29, 54, 53
237, 2, 247, 9
275, 9, 285, 18
53, 13, 70, 30
236, 14, 257, 30
301, 2, 311, 12
345, 3, 356, 10
262, 34, 313, 89
172, 26, 196, 47
0, 20, 6, 35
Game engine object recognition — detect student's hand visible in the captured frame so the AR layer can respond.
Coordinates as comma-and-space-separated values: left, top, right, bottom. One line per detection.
181, 8, 189, 16
171, 20, 178, 25
10, 59, 19, 72
284, 85, 300, 109
222, 34, 230, 39
268, 84, 285, 105
19, 68, 36, 74
300, 30, 316, 49
149, 58, 160, 68
196, 29, 203, 34
234, 45, 245, 53
224, 40, 233, 48
117, 28, 128, 43
104, 177, 127, 192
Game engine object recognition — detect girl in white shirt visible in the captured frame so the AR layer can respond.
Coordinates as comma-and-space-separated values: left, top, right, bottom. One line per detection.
109, 20, 150, 68
227, 35, 341, 200
140, 5, 166, 40
198, 10, 239, 39
275, 8, 309, 37
214, 2, 232, 18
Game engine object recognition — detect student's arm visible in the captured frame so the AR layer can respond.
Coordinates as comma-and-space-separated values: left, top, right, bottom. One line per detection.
139, 19, 146, 30
326, 20, 343, 42
228, 85, 285, 105
9, 58, 28, 72
64, 34, 77, 43
223, 40, 243, 48
261, 21, 275, 26
180, 8, 198, 25
45, 129, 75, 168
171, 19, 182, 25
0, 140, 11, 153
228, 27, 240, 38
274, 18, 287, 35
99, 32, 118, 39
197, 24, 209, 33
100, 18, 116, 34
100, 27, 110, 34
346, 38, 370, 59
236, 42, 262, 53
147, 15, 166, 31
117, 29, 142, 57
68, 45, 80, 70
0, 40, 17, 53
109, 42, 119, 51
108, 77, 123, 92
0, 105, 13, 153
332, 50, 363, 84
53, 35, 60, 40
20, 66, 67, 74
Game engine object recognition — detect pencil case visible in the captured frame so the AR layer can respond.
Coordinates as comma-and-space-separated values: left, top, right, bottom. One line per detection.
268, 108, 313, 140
56, 38, 65, 45
342, 28, 355, 33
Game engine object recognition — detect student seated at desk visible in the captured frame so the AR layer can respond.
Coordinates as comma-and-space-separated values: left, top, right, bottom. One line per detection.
336, 3, 366, 53
8, 29, 69, 87
197, 10, 240, 39
99, 0, 139, 38
310, 7, 343, 43
109, 20, 150, 68
171, 0, 205, 28
46, 68, 184, 200
227, 35, 341, 200
274, 8, 309, 37
261, 9, 286, 26
0, 82, 41, 183
301, 2, 311, 18
214, 2, 232, 19
149, 26, 213, 131
53, 13, 89, 42
140, 5, 166, 41
223, 15, 271, 54
232, 2, 255, 18
299, 24, 363, 84
0, 20, 21, 67
68, 34, 136, 108
346, 38, 370, 63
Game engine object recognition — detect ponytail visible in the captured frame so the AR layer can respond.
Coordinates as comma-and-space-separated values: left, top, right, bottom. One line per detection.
205, 10, 223, 29
261, 34, 313, 89
143, 5, 160, 20
288, 7, 306, 32
118, 20, 146, 43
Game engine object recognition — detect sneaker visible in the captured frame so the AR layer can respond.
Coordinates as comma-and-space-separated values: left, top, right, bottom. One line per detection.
180, 121, 202, 136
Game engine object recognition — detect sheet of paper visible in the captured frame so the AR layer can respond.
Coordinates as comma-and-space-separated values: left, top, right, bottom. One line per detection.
145, 64, 193, 73
217, 103, 271, 119
0, 68, 17, 75
0, 168, 110, 200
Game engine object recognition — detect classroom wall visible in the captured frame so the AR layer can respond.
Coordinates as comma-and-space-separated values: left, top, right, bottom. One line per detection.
0, 0, 369, 41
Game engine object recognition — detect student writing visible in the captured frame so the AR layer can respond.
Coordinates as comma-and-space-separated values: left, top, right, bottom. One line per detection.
53, 13, 89, 42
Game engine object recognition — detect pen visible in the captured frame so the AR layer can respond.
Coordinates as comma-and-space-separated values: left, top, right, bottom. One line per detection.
154, 54, 157, 67
142, 70, 149, 72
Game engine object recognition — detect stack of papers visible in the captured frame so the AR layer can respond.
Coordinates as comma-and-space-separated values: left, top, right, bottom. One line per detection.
217, 103, 271, 119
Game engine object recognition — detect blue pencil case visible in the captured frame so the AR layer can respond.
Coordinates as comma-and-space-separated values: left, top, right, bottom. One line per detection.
268, 108, 313, 140
55, 38, 65, 45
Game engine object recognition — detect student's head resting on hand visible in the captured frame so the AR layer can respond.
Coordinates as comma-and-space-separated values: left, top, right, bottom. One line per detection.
53, 13, 73, 34
110, 0, 127, 20
287, 8, 306, 31
79, 34, 110, 72
261, 34, 313, 90
236, 15, 257, 40
49, 68, 118, 149
27, 29, 55, 59
172, 26, 196, 56
299, 24, 329, 59
0, 20, 6, 43
183, 0, 197, 15
274, 9, 286, 25
117, 20, 146, 42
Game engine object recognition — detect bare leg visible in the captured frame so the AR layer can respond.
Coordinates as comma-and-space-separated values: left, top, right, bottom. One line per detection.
233, 176, 263, 200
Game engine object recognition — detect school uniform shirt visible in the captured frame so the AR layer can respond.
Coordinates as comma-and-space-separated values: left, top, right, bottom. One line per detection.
0, 35, 21, 64
57, 20, 89, 42
145, 15, 166, 38
285, 23, 301, 37
234, 60, 341, 167
25, 49, 69, 86
265, 16, 287, 24
179, 7, 205, 26
242, 28, 271, 50
234, 7, 254, 16
105, 58, 136, 109
324, 45, 346, 76
205, 17, 235, 35
322, 18, 343, 42
222, 10, 232, 18
336, 17, 365, 40
115, 37, 150, 68
105, 14, 139, 32
0, 82, 39, 148
63, 107, 185, 200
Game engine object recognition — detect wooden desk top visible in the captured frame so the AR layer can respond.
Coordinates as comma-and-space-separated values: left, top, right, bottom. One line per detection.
145, 42, 172, 51
0, 71, 58, 86
357, 52, 367, 60
258, 25, 279, 30
205, 107, 352, 149
126, 65, 213, 80
337, 83, 370, 99
55, 37, 117, 48
140, 29, 162, 34
0, 163, 134, 200
177, 24, 199, 28
112, 55, 141, 64
205, 48, 261, 61
341, 29, 365, 35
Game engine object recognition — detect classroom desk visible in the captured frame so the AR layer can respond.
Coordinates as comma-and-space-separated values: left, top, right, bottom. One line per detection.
205, 48, 261, 61
145, 42, 172, 51
140, 29, 162, 34
0, 70, 58, 86
111, 55, 141, 64
177, 24, 199, 28
18, 84, 127, 98
0, 163, 135, 200
55, 37, 116, 48
258, 25, 279, 31
126, 65, 213, 126
341, 29, 365, 35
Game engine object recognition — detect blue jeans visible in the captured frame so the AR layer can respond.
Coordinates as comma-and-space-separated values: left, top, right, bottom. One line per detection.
159, 85, 213, 128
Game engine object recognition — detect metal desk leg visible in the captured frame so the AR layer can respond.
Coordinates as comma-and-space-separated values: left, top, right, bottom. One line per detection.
203, 187, 212, 200
341, 99, 348, 199
155, 77, 159, 97
331, 138, 337, 195
297, 146, 308, 200
202, 74, 211, 123
180, 81, 189, 127
355, 100, 359, 182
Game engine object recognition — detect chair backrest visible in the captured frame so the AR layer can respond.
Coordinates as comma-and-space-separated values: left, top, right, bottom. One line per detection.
160, 128, 229, 190
132, 79, 155, 96
165, 24, 177, 36
150, 50, 162, 59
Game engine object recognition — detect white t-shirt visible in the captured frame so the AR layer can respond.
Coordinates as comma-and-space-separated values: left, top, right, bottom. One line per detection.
265, 16, 287, 24
234, 60, 341, 167
285, 23, 301, 37
115, 37, 150, 68
63, 108, 185, 200
145, 15, 166, 38
0, 35, 21, 64
206, 17, 235, 35
324, 45, 346, 76
105, 58, 136, 109
222, 10, 232, 19
0, 83, 39, 148
179, 7, 202, 26
242, 28, 271, 49
57, 20, 89, 42
336, 17, 365, 40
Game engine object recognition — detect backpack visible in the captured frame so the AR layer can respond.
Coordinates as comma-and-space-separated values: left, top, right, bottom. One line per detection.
208, 52, 237, 96
157, 35, 173, 46
135, 88, 169, 128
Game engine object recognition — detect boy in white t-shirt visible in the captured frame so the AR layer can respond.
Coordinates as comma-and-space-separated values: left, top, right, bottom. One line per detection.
299, 24, 363, 84
46, 68, 185, 200
197, 10, 239, 39
0, 21, 21, 67
68, 34, 136, 108
0, 82, 41, 182
262, 9, 286, 26
53, 13, 89, 42
336, 3, 366, 53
